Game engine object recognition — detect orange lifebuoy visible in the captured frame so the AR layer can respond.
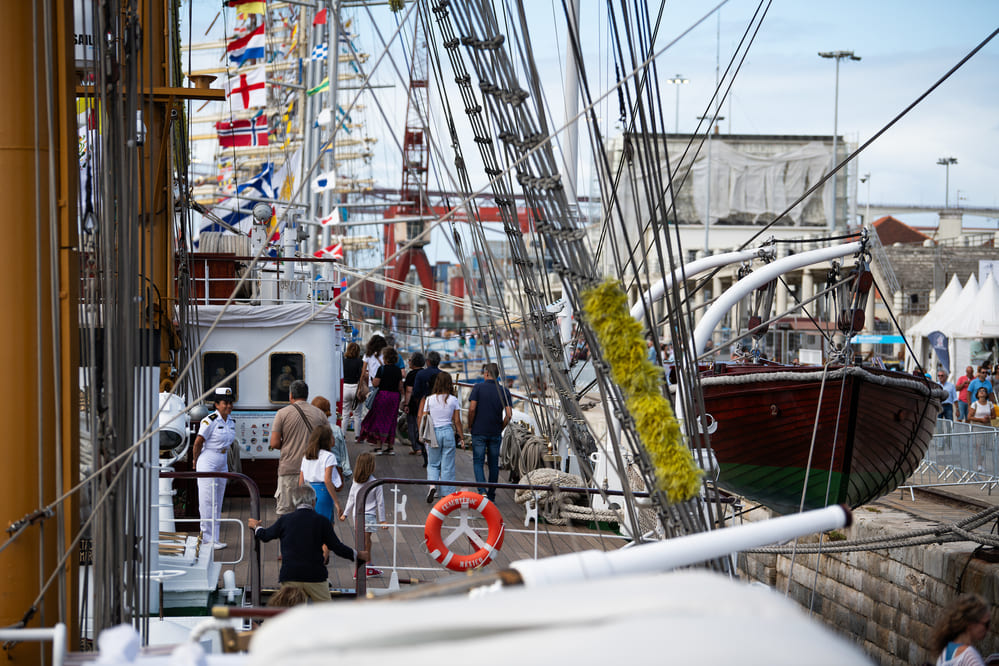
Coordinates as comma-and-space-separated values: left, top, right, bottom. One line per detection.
424, 491, 505, 571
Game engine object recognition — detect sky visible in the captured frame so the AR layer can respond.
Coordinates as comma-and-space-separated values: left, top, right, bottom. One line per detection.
186, 0, 999, 260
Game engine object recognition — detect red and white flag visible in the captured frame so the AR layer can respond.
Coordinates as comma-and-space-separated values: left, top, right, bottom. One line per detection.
313, 243, 343, 260
216, 115, 269, 148
224, 67, 266, 111
226, 24, 265, 66
318, 209, 338, 226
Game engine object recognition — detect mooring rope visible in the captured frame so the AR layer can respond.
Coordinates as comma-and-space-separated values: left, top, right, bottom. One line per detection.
748, 504, 999, 554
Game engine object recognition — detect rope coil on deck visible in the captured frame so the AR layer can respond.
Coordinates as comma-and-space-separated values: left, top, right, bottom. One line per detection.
514, 469, 623, 525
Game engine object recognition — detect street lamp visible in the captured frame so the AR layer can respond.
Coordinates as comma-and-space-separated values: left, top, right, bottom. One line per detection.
666, 74, 689, 133
697, 114, 725, 252
859, 173, 871, 226
937, 156, 958, 207
818, 50, 861, 232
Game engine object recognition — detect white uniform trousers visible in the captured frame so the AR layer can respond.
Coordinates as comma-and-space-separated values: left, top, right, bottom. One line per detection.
196, 450, 228, 543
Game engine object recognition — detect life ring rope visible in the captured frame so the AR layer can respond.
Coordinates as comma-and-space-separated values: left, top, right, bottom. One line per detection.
424, 491, 505, 571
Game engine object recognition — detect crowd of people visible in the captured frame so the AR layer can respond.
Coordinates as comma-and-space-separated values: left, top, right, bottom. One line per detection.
187, 330, 516, 605
939, 365, 997, 426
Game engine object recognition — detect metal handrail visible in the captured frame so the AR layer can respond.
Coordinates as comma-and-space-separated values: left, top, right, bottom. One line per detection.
0, 625, 66, 666
160, 471, 262, 607
353, 477, 650, 596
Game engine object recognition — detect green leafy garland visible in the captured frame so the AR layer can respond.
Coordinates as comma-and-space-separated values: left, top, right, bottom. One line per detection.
582, 279, 702, 504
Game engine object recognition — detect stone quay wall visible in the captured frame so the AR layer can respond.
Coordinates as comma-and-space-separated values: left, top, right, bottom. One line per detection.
737, 504, 999, 665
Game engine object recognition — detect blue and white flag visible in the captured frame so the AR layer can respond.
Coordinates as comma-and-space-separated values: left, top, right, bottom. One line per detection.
236, 162, 275, 200
311, 169, 336, 193
928, 330, 950, 373
197, 163, 275, 241
311, 42, 328, 61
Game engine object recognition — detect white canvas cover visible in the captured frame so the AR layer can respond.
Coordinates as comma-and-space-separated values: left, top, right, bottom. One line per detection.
194, 303, 339, 328
249, 571, 871, 665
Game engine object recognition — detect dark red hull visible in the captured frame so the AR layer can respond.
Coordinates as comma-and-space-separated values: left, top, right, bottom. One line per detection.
699, 365, 941, 514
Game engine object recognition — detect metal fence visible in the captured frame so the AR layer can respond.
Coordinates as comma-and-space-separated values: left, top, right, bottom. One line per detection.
900, 420, 999, 497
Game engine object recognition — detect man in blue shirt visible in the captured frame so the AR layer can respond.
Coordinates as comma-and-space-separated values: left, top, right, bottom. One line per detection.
967, 366, 994, 414
936, 370, 957, 420
413, 351, 442, 409
467, 362, 512, 501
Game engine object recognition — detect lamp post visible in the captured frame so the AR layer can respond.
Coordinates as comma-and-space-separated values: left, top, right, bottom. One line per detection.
666, 75, 689, 133
818, 50, 861, 232
697, 115, 725, 252
859, 173, 871, 226
937, 156, 957, 207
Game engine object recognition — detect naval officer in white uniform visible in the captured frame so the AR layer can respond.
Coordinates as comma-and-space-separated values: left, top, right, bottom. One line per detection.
193, 387, 236, 549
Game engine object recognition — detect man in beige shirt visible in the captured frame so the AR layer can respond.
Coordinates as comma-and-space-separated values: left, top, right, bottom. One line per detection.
270, 380, 329, 515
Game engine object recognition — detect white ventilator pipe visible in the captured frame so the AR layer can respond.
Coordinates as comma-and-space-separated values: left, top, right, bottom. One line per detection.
629, 247, 775, 320
510, 504, 850, 588
692, 241, 863, 356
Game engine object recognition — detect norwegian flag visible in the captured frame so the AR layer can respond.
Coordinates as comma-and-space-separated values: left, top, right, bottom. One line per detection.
216, 115, 269, 148
313, 243, 343, 260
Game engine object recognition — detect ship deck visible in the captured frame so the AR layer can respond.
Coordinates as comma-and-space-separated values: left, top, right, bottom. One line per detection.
207, 429, 629, 596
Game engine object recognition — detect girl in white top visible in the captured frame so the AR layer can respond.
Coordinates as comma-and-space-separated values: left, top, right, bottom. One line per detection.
419, 372, 464, 501
968, 387, 996, 425
339, 452, 387, 577
362, 334, 387, 389
298, 425, 342, 522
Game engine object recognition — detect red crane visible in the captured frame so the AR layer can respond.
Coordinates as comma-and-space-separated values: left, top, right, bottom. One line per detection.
382, 8, 438, 329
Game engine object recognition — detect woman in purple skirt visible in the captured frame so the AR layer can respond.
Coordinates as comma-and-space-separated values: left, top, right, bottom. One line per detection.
358, 346, 404, 454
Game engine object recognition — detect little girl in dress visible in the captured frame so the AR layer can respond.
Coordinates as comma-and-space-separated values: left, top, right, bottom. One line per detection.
339, 452, 388, 577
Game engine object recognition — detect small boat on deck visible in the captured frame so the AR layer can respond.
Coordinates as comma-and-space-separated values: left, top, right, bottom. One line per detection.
700, 363, 942, 514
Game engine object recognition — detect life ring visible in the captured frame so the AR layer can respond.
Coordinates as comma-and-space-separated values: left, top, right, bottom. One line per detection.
424, 491, 505, 571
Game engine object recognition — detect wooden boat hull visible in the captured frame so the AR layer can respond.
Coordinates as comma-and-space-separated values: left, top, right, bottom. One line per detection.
699, 365, 941, 514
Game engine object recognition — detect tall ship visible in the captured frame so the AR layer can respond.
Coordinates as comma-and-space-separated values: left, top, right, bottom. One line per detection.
0, 1, 987, 663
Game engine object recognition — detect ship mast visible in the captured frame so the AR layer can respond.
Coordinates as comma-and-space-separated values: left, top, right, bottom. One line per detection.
0, 2, 79, 653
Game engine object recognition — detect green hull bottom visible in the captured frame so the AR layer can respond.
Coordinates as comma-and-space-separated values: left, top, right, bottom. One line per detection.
716, 463, 889, 515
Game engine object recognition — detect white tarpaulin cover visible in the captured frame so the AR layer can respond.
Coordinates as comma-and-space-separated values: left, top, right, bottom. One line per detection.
194, 303, 339, 328
248, 571, 871, 665
690, 140, 831, 225
613, 139, 833, 271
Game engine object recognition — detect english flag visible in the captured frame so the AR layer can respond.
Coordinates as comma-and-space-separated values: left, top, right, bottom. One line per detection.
224, 68, 266, 111
216, 115, 269, 148
313, 243, 343, 260
227, 24, 265, 66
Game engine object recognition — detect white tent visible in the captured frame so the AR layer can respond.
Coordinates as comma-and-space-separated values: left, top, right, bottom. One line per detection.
907, 273, 963, 338
944, 272, 999, 369
907, 274, 978, 374
939, 274, 980, 336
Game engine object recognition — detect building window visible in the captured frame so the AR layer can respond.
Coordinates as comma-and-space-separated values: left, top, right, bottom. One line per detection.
269, 353, 304, 403
203, 352, 238, 402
